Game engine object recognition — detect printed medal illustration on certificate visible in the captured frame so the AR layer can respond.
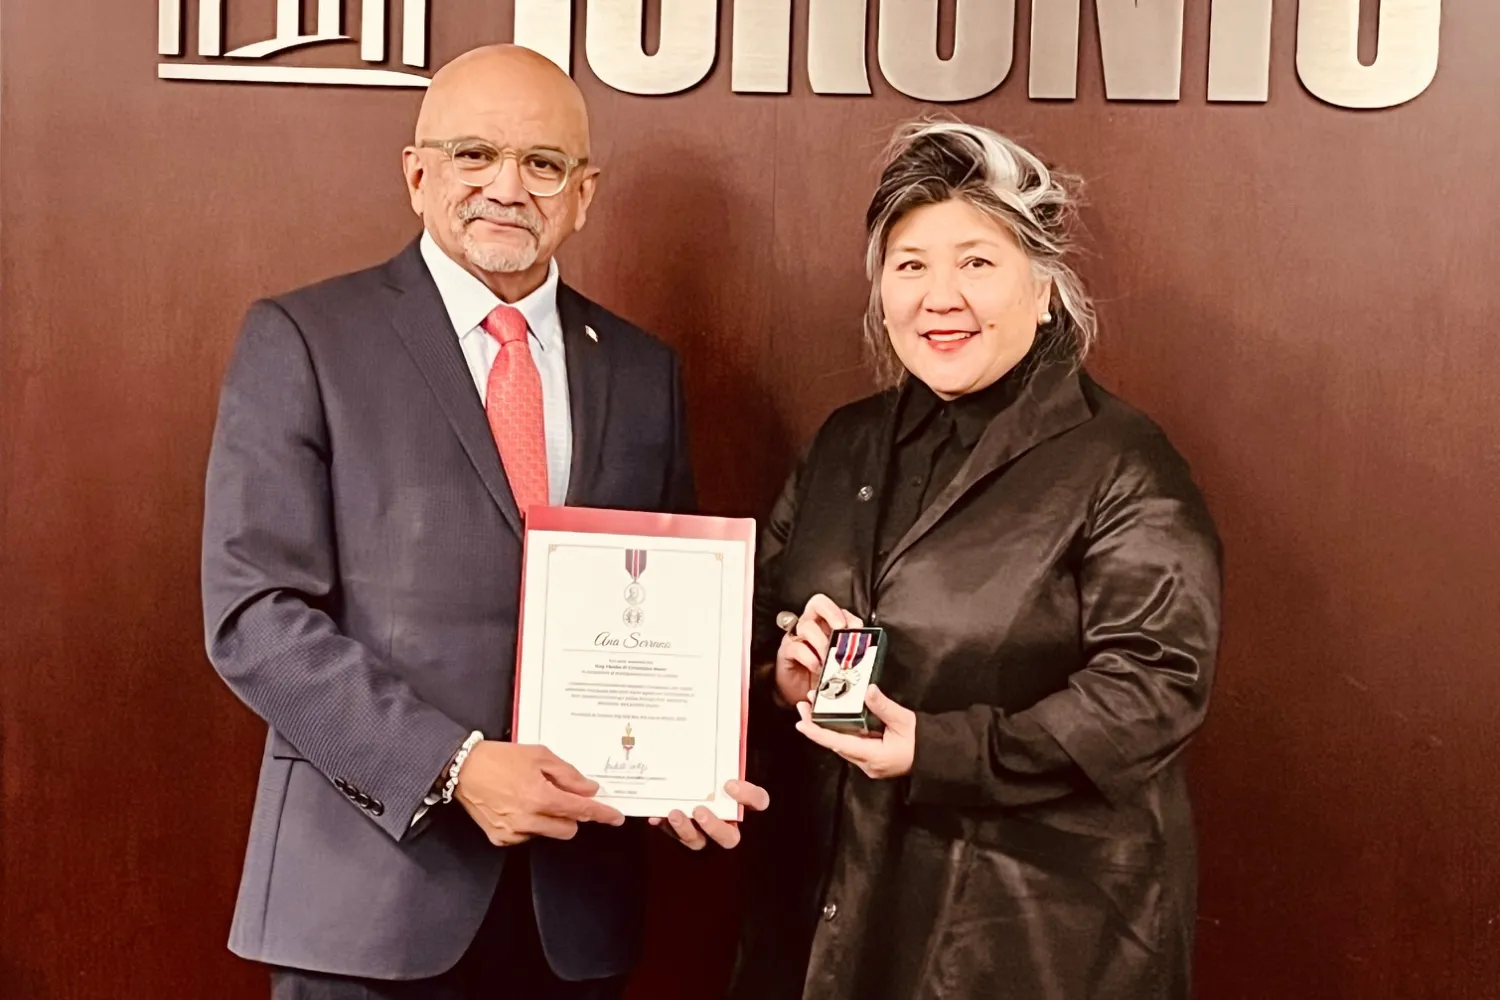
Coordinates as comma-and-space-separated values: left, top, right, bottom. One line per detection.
512, 507, 755, 820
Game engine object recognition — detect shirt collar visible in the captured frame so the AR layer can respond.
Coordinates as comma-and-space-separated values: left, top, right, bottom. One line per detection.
419, 231, 562, 352
895, 380, 944, 446
896, 352, 1037, 449
947, 372, 1025, 448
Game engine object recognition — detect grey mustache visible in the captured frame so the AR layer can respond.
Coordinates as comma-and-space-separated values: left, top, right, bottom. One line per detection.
458, 203, 539, 235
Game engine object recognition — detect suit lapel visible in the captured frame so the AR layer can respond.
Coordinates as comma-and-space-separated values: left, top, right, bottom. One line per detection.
875, 364, 1093, 587
558, 284, 611, 507
384, 241, 523, 536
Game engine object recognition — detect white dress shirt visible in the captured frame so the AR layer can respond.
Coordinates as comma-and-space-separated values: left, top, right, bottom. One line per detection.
419, 232, 572, 506
412, 234, 575, 825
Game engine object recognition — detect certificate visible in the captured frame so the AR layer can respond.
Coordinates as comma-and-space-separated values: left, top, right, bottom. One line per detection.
512, 507, 755, 820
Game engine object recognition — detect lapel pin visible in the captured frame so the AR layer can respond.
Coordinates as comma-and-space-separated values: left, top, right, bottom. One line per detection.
857, 485, 874, 502
585, 325, 599, 343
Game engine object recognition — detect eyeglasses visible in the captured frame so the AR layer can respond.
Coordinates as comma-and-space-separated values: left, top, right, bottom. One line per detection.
418, 138, 588, 198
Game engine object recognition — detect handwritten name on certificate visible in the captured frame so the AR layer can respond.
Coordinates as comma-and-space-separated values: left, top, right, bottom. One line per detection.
513, 508, 755, 820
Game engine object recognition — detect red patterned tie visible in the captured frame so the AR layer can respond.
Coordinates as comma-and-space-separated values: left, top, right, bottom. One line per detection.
482, 304, 550, 518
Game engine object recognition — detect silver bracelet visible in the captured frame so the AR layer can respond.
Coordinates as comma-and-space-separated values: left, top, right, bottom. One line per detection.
441, 731, 484, 805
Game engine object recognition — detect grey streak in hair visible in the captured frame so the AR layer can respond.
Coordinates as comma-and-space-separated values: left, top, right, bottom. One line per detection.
862, 120, 1098, 386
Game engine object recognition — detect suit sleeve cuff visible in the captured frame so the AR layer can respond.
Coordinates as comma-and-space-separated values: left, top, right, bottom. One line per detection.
1028, 695, 1135, 805
906, 708, 988, 807
374, 718, 471, 841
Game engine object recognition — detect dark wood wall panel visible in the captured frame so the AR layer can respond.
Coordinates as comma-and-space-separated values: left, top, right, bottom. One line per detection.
3, 2, 1496, 998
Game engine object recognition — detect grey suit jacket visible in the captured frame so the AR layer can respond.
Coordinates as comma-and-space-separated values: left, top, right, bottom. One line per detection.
201, 239, 695, 980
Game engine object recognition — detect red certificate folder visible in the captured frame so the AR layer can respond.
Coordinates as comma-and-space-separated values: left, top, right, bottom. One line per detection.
513, 506, 756, 819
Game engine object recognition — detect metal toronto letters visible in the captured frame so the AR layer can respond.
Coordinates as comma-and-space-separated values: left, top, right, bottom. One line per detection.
156, 0, 1444, 109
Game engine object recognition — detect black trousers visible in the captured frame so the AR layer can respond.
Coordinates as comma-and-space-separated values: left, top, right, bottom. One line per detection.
271, 848, 628, 1000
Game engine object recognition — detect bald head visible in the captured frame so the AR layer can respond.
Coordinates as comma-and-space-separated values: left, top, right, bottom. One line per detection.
416, 44, 590, 158
402, 44, 601, 303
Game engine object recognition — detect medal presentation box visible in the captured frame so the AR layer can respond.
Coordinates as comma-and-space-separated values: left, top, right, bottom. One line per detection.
811, 627, 888, 735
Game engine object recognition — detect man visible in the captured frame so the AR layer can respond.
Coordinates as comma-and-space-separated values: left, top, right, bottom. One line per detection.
202, 45, 766, 1000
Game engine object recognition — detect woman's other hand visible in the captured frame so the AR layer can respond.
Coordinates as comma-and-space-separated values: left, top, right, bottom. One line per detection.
647, 779, 771, 850
795, 685, 916, 780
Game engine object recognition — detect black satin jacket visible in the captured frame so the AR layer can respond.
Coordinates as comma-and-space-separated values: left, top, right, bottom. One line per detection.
731, 363, 1223, 1000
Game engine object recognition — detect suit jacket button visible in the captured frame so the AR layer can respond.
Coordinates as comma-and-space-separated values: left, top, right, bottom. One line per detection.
368, 800, 385, 817
869, 612, 880, 626
334, 778, 349, 792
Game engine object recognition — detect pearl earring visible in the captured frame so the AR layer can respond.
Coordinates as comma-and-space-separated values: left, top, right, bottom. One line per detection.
1041, 311, 1053, 324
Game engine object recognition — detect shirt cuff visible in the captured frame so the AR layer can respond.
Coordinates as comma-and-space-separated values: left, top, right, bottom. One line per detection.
409, 790, 443, 829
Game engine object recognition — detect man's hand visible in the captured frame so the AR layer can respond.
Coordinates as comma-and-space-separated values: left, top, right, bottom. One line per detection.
647, 779, 770, 851
454, 741, 626, 846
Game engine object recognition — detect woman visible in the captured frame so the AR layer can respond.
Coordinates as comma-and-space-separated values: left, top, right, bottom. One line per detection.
731, 121, 1222, 1000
